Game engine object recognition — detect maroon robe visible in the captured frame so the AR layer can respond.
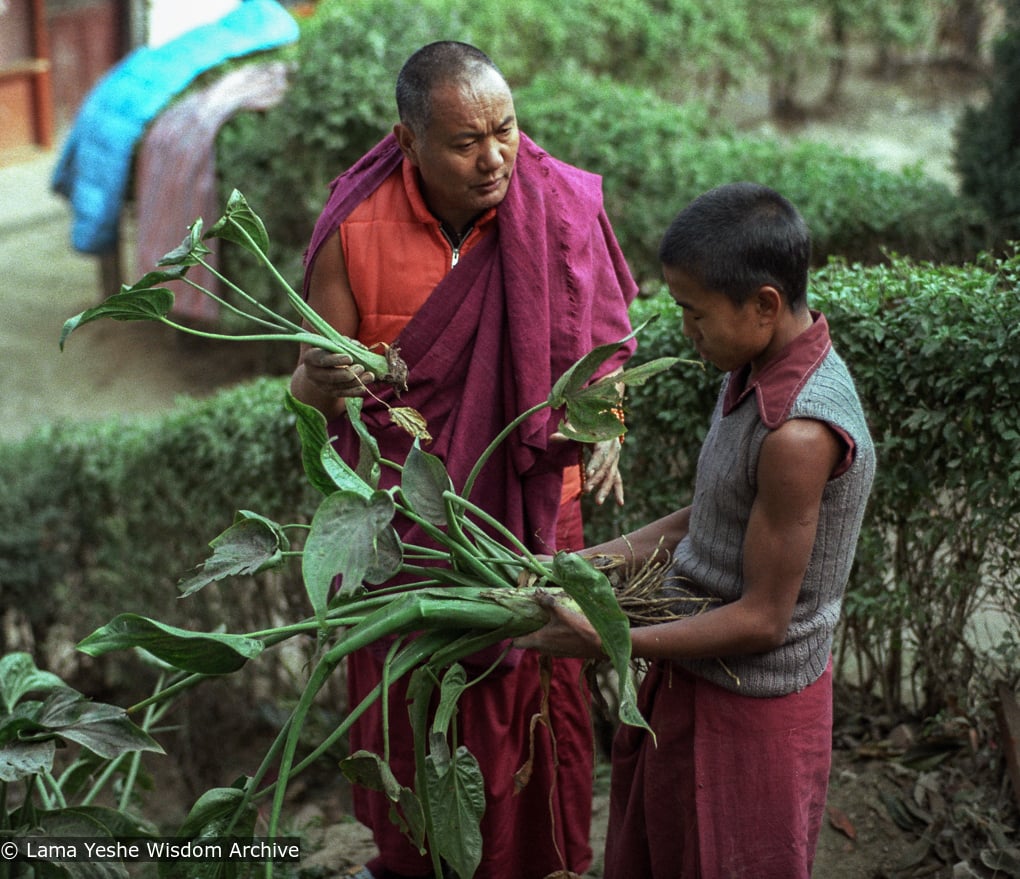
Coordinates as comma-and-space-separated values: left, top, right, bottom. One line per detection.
605, 661, 833, 879
304, 133, 638, 877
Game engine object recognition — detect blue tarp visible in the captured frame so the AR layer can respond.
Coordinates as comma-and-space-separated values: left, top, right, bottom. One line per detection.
51, 0, 298, 255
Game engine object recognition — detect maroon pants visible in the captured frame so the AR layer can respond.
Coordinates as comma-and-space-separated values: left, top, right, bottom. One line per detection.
605, 660, 833, 879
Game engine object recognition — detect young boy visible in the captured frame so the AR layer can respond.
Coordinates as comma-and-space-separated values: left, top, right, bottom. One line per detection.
516, 182, 876, 878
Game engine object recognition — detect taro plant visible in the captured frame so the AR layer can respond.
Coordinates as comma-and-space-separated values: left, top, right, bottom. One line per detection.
58, 193, 686, 879
0, 652, 164, 879
60, 190, 409, 399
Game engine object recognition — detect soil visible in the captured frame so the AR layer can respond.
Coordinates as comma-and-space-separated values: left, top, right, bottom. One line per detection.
2, 54, 1012, 879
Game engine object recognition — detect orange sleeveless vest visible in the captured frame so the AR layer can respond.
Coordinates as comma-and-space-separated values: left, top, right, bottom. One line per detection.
340, 159, 495, 349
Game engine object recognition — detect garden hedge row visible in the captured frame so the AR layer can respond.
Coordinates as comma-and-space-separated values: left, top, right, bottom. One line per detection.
4, 253, 1018, 719
211, 0, 988, 331
0, 378, 316, 664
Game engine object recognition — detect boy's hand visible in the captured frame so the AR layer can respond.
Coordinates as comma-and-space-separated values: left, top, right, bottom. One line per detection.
514, 598, 606, 659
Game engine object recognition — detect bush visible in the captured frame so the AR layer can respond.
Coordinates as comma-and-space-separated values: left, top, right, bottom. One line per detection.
8, 254, 1018, 721
518, 69, 984, 282
954, 0, 1020, 246
214, 3, 985, 312
0, 377, 317, 674
588, 249, 1020, 719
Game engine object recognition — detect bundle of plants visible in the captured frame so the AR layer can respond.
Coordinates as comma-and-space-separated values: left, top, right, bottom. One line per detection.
59, 193, 691, 879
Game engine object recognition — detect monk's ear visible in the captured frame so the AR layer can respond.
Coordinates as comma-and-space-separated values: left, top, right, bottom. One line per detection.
394, 123, 419, 166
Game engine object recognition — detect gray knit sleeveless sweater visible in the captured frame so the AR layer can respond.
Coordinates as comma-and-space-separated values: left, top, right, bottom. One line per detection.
669, 346, 876, 697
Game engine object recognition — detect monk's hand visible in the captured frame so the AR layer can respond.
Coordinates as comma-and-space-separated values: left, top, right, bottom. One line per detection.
586, 438, 624, 506
302, 348, 375, 398
514, 595, 606, 659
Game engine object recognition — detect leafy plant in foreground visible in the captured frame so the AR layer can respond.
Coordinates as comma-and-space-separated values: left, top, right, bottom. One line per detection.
58, 194, 685, 878
0, 652, 164, 879
60, 190, 409, 399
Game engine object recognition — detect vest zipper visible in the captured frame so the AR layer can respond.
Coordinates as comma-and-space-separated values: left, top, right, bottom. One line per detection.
441, 224, 471, 269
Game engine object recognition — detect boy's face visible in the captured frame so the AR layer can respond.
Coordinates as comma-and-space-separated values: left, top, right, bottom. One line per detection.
664, 266, 773, 375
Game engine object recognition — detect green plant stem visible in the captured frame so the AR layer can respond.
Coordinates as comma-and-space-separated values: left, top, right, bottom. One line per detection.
381, 636, 404, 764
263, 630, 456, 793
227, 220, 341, 345
450, 495, 547, 573
257, 589, 552, 859
180, 273, 293, 335
462, 401, 547, 501
262, 593, 431, 853
195, 258, 304, 334
117, 676, 165, 812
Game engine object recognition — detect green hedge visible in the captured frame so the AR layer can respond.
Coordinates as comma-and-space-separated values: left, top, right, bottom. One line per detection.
5, 254, 1018, 720
954, 0, 1020, 245
212, 3, 987, 322
516, 69, 985, 281
0, 378, 318, 663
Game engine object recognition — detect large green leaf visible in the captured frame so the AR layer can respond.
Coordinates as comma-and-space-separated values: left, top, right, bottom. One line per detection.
345, 396, 383, 488
402, 442, 454, 526
425, 745, 485, 879
177, 511, 289, 597
546, 318, 650, 408
339, 751, 426, 850
77, 615, 264, 675
0, 652, 68, 713
162, 786, 260, 879
285, 391, 338, 496
559, 355, 687, 442
320, 442, 374, 498
157, 219, 213, 267
302, 490, 403, 616
24, 809, 130, 879
205, 190, 270, 256
176, 786, 258, 839
550, 552, 651, 734
0, 737, 55, 782
31, 690, 163, 760
59, 287, 175, 350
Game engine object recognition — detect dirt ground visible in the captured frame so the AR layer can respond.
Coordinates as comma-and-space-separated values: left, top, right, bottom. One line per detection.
2, 55, 1011, 879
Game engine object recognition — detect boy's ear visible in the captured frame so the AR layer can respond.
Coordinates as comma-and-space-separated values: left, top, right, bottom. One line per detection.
755, 285, 783, 322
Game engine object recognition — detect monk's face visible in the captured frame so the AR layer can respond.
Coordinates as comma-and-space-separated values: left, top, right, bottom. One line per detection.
395, 66, 519, 233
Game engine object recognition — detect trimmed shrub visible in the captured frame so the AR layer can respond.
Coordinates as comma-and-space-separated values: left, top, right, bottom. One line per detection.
214, 6, 985, 317
0, 378, 317, 668
518, 69, 985, 282
6, 254, 1018, 720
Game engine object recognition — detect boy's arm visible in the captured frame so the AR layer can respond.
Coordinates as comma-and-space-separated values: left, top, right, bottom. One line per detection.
521, 419, 842, 661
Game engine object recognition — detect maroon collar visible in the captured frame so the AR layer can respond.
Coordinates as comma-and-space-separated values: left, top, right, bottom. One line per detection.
723, 311, 832, 428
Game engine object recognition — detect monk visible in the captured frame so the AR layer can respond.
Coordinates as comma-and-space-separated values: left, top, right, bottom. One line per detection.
290, 41, 639, 879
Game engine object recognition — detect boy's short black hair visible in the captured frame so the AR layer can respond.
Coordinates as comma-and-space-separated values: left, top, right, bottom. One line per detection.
658, 182, 812, 310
